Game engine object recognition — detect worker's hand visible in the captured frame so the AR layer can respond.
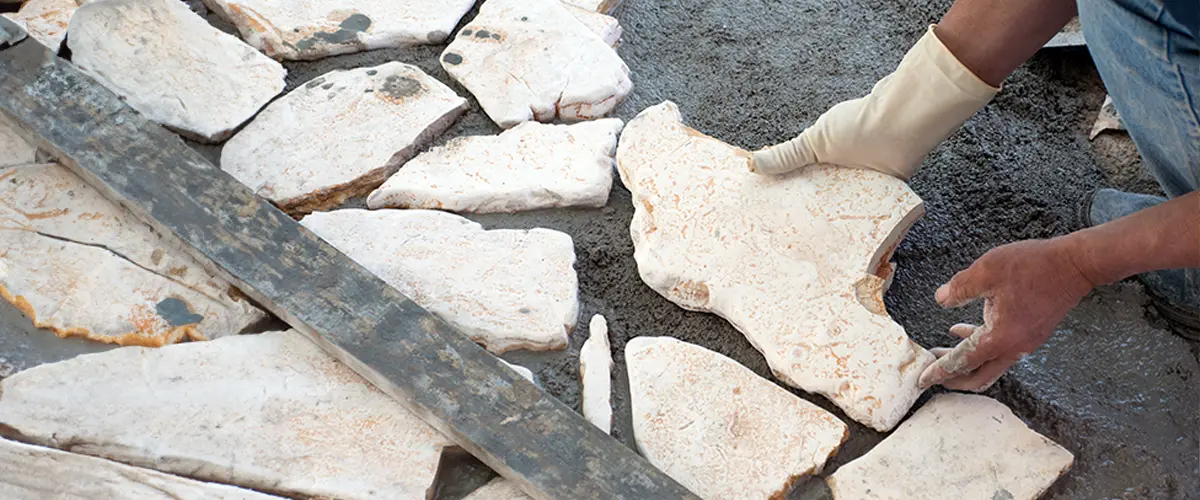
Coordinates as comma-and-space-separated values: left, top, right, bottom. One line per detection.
747, 26, 999, 180
918, 238, 1095, 391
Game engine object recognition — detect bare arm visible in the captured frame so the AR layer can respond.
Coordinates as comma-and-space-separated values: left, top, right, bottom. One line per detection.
1071, 191, 1200, 286
936, 0, 1079, 87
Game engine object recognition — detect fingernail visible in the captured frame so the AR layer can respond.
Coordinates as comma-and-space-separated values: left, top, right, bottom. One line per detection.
935, 284, 949, 303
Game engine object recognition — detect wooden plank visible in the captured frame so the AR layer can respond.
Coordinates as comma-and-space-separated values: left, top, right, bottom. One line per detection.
0, 28, 698, 500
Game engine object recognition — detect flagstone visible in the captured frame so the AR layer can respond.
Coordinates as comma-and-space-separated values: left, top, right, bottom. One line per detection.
2, 0, 82, 53
579, 314, 613, 433
615, 101, 933, 431
68, 0, 285, 143
1, 114, 36, 167
462, 478, 531, 500
367, 119, 622, 213
562, 0, 622, 14
301, 209, 578, 353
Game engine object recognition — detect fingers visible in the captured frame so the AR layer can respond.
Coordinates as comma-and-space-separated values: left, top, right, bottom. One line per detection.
747, 134, 819, 175
939, 357, 1016, 392
948, 323, 975, 339
935, 264, 992, 308
918, 323, 991, 389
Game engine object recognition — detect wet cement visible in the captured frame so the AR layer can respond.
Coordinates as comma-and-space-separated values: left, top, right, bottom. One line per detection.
5, 0, 1194, 498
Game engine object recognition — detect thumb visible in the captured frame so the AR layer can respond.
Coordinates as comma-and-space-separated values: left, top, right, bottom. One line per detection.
936, 265, 991, 308
748, 133, 819, 175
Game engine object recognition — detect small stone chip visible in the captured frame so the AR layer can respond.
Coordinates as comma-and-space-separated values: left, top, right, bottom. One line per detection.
579, 314, 614, 433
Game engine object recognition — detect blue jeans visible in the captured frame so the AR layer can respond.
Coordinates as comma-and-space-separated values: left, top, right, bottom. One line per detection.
1078, 0, 1199, 198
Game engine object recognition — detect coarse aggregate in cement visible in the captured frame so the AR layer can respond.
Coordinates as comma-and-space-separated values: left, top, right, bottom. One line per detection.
1, 0, 1193, 498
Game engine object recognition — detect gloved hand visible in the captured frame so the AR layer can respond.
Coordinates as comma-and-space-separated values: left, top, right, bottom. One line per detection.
748, 25, 1000, 180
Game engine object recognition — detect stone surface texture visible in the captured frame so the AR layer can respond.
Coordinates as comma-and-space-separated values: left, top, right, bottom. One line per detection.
223, 63, 466, 215
616, 101, 933, 431
440, 0, 632, 128
828, 393, 1075, 500
2, 0, 83, 52
67, 0, 285, 143
462, 478, 531, 500
564, 3, 622, 46
626, 336, 848, 500
579, 314, 613, 433
301, 209, 578, 353
0, 438, 283, 500
200, 0, 477, 60
0, 163, 266, 346
1, 115, 36, 167
562, 0, 621, 14
0, 331, 453, 500
1089, 95, 1124, 140
367, 119, 622, 213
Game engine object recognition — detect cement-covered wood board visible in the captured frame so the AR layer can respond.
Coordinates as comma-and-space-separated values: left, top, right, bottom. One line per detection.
301, 209, 578, 353
579, 314, 613, 433
0, 163, 266, 346
0, 36, 699, 500
0, 438, 283, 500
68, 0, 285, 142
200, 0, 476, 60
223, 63, 466, 215
627, 336, 848, 500
367, 119, 622, 213
616, 101, 933, 431
828, 393, 1074, 500
440, 0, 632, 128
0, 331, 454, 499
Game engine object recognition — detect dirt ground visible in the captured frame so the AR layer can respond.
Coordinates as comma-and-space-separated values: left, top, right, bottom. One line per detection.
2, 0, 1197, 498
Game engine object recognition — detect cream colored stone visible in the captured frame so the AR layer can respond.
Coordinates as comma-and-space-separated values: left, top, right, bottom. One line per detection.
68, 0, 285, 143
4, 0, 84, 52
462, 478, 531, 500
223, 63, 466, 215
0, 114, 36, 167
627, 337, 847, 500
200, 0, 476, 60
1089, 95, 1124, 140
0, 438, 283, 500
0, 163, 266, 346
579, 314, 613, 433
562, 0, 621, 14
564, 2, 621, 46
616, 101, 933, 431
440, 0, 631, 128
0, 331, 454, 500
301, 209, 577, 353
828, 393, 1075, 500
367, 119, 621, 213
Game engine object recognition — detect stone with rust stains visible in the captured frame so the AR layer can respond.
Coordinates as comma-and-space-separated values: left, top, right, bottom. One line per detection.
440, 0, 631, 128
0, 331, 455, 500
0, 438, 284, 500
67, 0, 285, 143
200, 0, 476, 61
616, 101, 934, 431
1, 114, 36, 167
2, 0, 88, 53
627, 337, 848, 500
301, 209, 578, 353
0, 163, 266, 346
367, 119, 622, 213
222, 63, 466, 215
828, 393, 1074, 500
564, 2, 621, 46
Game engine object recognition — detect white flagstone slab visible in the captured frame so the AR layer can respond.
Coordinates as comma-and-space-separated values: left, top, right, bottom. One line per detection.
0, 438, 283, 500
1, 114, 36, 167
565, 3, 622, 46
67, 0, 285, 143
440, 0, 632, 128
0, 163, 266, 346
616, 101, 933, 431
0, 331, 454, 500
463, 478, 533, 500
2, 0, 84, 53
301, 209, 578, 353
828, 393, 1075, 500
579, 314, 613, 433
627, 336, 848, 500
562, 0, 622, 14
223, 63, 466, 215
367, 119, 622, 213
200, 0, 477, 60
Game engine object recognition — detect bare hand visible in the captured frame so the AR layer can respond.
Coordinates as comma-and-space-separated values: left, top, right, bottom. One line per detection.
918, 238, 1095, 391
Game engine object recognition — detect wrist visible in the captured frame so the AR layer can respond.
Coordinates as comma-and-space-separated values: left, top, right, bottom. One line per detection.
1057, 230, 1123, 289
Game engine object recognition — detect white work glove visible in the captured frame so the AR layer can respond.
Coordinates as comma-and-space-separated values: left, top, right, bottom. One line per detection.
749, 25, 1000, 180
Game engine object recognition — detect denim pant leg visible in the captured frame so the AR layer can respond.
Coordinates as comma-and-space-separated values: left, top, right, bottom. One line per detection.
1078, 0, 1200, 198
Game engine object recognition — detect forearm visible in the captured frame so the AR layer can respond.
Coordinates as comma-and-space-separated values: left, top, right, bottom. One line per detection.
1067, 191, 1200, 286
935, 0, 1078, 87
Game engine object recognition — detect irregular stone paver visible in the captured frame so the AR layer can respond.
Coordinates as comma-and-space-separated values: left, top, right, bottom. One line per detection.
1, 115, 36, 167
1044, 17, 1084, 48
367, 119, 622, 213
462, 478, 531, 500
0, 438, 283, 500
68, 0, 285, 143
1, 0, 82, 53
616, 101, 933, 431
301, 209, 578, 353
579, 314, 613, 433
562, 0, 622, 14
626, 336, 848, 500
0, 331, 454, 500
201, 0, 476, 60
565, 3, 622, 46
0, 164, 265, 346
1089, 95, 1124, 140
440, 0, 632, 128
828, 393, 1074, 500
223, 63, 466, 215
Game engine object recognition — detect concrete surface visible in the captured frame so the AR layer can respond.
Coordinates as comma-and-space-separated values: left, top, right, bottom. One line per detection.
3, 0, 1195, 498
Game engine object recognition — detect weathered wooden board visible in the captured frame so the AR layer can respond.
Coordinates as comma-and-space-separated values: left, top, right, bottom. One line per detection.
0, 28, 698, 500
